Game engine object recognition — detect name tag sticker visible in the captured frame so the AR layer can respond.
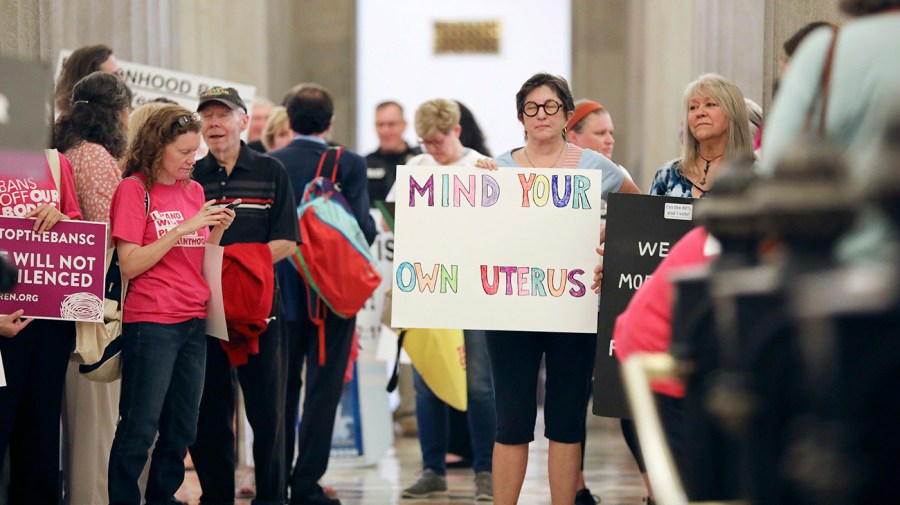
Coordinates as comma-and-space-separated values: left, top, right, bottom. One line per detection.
664, 203, 693, 221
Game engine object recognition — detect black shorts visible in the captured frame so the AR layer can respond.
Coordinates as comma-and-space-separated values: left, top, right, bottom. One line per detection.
486, 330, 597, 444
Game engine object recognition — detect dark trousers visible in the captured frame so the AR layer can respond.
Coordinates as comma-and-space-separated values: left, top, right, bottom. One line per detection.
285, 304, 355, 501
655, 393, 686, 473
190, 295, 288, 505
620, 419, 647, 472
108, 319, 207, 505
0, 320, 73, 505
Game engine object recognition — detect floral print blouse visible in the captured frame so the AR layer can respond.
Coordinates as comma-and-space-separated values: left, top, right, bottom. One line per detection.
64, 142, 122, 223
648, 160, 700, 198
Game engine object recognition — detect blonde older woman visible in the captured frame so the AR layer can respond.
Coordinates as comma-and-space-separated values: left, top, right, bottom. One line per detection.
649, 73, 754, 199
261, 106, 293, 152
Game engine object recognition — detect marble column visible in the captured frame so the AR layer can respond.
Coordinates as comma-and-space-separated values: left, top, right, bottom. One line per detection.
571, 0, 630, 171
0, 0, 180, 68
763, 0, 844, 108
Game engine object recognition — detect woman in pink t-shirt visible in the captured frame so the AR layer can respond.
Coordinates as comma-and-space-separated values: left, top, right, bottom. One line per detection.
106, 104, 234, 505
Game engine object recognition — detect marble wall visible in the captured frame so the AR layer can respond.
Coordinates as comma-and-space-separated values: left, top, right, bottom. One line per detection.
0, 0, 181, 69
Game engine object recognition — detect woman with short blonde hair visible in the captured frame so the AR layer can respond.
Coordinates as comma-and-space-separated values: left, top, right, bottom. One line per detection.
414, 99, 461, 140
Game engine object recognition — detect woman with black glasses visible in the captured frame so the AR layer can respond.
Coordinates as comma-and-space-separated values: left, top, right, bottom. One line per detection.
106, 104, 235, 505
476, 73, 639, 505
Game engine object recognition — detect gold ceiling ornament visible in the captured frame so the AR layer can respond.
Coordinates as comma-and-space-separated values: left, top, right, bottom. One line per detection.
434, 20, 501, 55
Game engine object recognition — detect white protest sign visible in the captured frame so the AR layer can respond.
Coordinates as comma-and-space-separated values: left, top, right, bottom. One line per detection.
55, 50, 256, 124
391, 165, 603, 333
354, 210, 394, 359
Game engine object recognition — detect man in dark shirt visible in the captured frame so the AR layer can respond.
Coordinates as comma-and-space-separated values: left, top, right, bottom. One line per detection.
190, 86, 299, 505
268, 83, 376, 505
364, 101, 420, 205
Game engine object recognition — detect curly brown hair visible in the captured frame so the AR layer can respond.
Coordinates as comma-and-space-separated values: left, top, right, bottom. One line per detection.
122, 104, 201, 189
53, 71, 132, 158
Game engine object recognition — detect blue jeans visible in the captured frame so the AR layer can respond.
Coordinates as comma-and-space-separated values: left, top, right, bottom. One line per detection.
413, 329, 496, 475
108, 319, 207, 505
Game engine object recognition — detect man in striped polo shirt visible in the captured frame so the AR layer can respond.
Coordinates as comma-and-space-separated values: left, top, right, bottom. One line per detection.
191, 87, 300, 505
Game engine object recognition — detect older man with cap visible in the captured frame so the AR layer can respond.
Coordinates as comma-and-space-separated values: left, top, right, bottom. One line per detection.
189, 86, 300, 505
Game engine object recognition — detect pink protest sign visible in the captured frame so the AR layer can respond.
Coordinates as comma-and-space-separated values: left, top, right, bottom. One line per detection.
0, 150, 57, 217
0, 216, 107, 321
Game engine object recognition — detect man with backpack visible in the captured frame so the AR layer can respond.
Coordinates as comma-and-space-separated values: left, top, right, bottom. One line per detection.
268, 83, 376, 505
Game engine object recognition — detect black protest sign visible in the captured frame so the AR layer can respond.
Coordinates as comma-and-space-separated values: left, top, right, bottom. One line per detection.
593, 193, 696, 419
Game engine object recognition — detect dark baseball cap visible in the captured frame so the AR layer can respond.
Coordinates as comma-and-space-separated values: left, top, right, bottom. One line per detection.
197, 86, 247, 113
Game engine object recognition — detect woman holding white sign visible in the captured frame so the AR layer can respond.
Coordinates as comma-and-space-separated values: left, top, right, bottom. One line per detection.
0, 150, 83, 504
475, 73, 640, 505
390, 99, 497, 502
106, 104, 234, 505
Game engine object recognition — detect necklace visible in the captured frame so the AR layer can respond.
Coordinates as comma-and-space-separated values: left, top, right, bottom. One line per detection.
676, 162, 711, 199
523, 143, 567, 168
697, 152, 722, 185
689, 180, 710, 198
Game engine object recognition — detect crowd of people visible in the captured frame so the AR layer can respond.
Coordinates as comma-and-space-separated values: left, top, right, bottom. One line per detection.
1, 1, 899, 504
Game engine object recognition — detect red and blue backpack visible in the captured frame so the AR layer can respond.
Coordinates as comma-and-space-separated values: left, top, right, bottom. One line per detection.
288, 147, 382, 364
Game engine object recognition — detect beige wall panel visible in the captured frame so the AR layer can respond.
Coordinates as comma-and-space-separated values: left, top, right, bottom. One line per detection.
692, 0, 765, 103
635, 0, 696, 189
290, 0, 356, 147
572, 0, 631, 174
177, 0, 269, 92
0, 0, 179, 67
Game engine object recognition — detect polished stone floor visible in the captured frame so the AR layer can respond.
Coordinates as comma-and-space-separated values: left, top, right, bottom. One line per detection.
175, 411, 649, 505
